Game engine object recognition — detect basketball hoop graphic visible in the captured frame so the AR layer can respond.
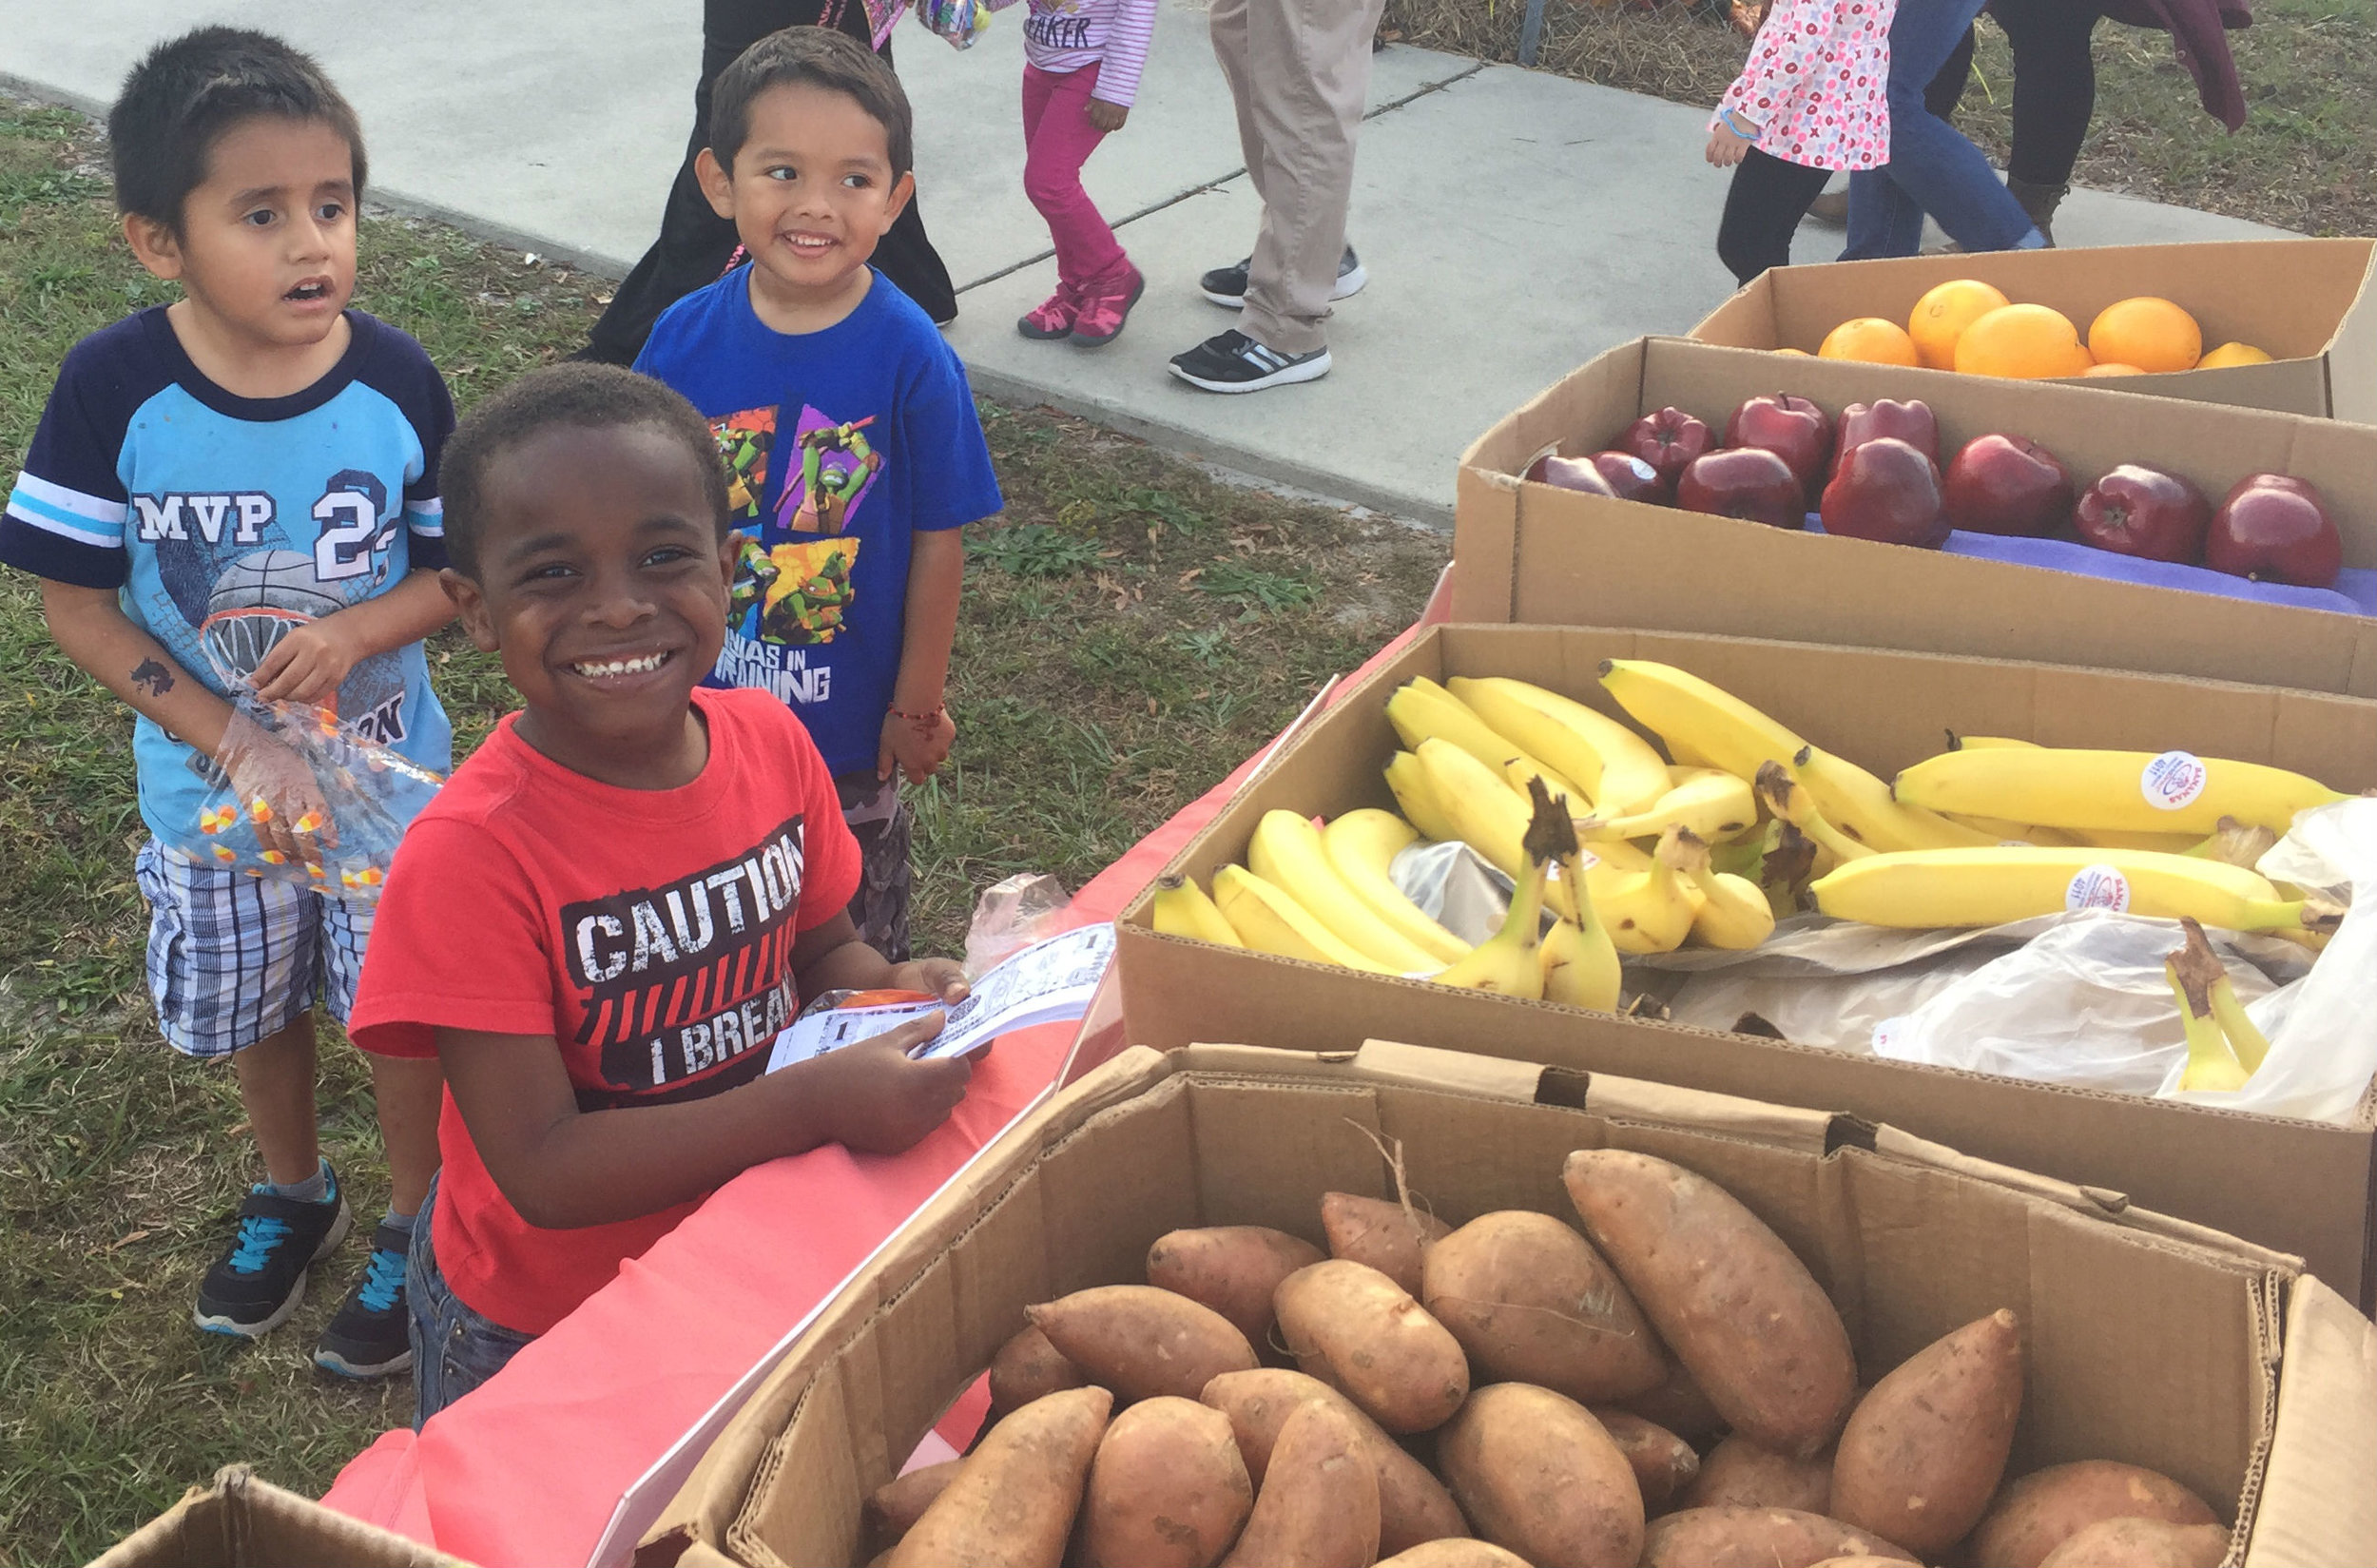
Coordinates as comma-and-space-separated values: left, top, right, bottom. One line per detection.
196, 550, 345, 710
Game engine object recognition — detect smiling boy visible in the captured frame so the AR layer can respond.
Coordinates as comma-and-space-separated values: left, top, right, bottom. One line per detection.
0, 28, 454, 1378
633, 26, 1001, 969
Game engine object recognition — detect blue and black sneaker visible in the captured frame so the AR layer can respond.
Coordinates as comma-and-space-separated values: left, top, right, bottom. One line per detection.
314, 1220, 415, 1380
192, 1161, 352, 1340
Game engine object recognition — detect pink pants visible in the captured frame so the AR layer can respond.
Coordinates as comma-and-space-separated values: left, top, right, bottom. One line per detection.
1022, 62, 1128, 290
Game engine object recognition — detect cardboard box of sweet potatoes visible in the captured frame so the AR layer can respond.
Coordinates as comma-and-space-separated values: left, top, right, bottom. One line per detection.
638, 1041, 2377, 1568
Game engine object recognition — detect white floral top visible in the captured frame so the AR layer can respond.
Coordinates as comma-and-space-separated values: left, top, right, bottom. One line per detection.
1713, 0, 1896, 172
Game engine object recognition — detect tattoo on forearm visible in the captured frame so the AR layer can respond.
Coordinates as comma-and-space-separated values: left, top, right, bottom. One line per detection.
130, 659, 175, 697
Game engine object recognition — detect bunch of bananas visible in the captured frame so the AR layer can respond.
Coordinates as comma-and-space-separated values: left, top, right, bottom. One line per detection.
1151, 660, 2351, 1006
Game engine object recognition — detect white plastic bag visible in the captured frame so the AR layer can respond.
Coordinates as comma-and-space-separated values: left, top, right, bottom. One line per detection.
961, 872, 1074, 980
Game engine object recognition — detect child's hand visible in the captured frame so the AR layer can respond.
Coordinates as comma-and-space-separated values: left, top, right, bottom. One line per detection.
1087, 99, 1129, 133
879, 704, 957, 786
811, 1029, 974, 1154
218, 709, 340, 866
252, 616, 362, 705
1706, 120, 1756, 167
888, 957, 970, 1006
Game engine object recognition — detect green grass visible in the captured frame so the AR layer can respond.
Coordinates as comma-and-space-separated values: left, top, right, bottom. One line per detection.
1385, 0, 2377, 237
0, 97, 1444, 1558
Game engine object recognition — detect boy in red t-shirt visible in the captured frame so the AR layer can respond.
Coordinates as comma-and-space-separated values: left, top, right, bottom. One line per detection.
349, 363, 974, 1427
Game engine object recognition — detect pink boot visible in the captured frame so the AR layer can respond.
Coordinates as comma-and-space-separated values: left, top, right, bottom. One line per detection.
1017, 284, 1080, 340
1069, 261, 1144, 347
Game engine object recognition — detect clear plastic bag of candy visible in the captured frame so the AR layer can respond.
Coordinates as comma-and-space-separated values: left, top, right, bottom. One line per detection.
915, 0, 1024, 49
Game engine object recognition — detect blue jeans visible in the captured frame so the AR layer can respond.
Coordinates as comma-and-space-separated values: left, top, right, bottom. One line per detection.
1844, 0, 2044, 258
407, 1174, 535, 1429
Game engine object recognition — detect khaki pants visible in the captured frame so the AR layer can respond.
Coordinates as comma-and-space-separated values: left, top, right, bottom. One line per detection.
1208, 0, 1387, 356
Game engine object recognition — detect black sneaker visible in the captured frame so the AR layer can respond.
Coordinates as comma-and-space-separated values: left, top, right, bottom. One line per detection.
1169, 330, 1333, 394
1198, 246, 1368, 309
314, 1220, 415, 1379
193, 1163, 352, 1339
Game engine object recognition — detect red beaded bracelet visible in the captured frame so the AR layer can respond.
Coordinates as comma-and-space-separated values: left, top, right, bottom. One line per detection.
890, 703, 947, 726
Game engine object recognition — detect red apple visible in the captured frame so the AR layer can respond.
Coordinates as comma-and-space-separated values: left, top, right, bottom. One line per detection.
2072, 464, 2213, 563
2206, 473, 2343, 588
1820, 436, 1949, 549
1942, 434, 2076, 537
1523, 453, 1620, 498
1724, 393, 1834, 506
1832, 399, 1940, 475
1676, 447, 1806, 530
1621, 406, 1713, 489
1590, 450, 1670, 504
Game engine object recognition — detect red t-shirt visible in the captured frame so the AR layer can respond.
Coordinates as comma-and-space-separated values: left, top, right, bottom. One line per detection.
350, 687, 861, 1334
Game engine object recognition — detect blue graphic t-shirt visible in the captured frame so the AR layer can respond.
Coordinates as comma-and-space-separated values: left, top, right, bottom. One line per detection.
635, 266, 1002, 777
0, 307, 455, 850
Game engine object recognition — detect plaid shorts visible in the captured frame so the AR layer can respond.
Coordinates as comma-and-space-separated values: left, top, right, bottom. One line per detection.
133, 839, 373, 1059
836, 773, 915, 965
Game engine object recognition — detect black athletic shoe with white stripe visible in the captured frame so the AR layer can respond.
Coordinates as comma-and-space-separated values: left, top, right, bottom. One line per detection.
1169, 330, 1333, 394
1198, 246, 1368, 309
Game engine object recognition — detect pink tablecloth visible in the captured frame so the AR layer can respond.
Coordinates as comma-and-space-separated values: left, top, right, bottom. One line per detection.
317, 575, 1449, 1565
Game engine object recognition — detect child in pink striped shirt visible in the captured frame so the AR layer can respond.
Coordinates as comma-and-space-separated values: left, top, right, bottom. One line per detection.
1013, 0, 1157, 346
1707, 0, 1895, 286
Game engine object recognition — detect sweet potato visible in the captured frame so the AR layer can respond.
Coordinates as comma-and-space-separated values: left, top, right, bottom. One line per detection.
1807, 1558, 1923, 1568
1373, 1542, 1536, 1568
2036, 1517, 2232, 1568
1149, 1226, 1325, 1351
1587, 1408, 1699, 1515
1686, 1435, 1834, 1516
1637, 1507, 1917, 1568
1321, 1191, 1451, 1295
1217, 1398, 1380, 1568
1621, 1361, 1727, 1443
888, 1385, 1112, 1568
1028, 1285, 1258, 1403
1272, 1259, 1471, 1434
1079, 1395, 1252, 1568
987, 1325, 1089, 1424
862, 1460, 960, 1558
1831, 1308, 2025, 1555
1200, 1368, 1467, 1555
1968, 1462, 2221, 1568
1421, 1211, 1666, 1404
1562, 1150, 1857, 1458
1436, 1383, 1646, 1568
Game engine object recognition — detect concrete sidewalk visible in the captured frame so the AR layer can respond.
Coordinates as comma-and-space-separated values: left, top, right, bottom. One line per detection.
0, 1, 2289, 522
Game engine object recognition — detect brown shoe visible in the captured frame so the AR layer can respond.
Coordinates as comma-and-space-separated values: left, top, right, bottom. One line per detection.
1807, 189, 1849, 225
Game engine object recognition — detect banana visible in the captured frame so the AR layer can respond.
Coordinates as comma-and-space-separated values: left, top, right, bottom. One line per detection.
1387, 678, 1587, 806
1808, 846, 2344, 936
1711, 820, 1776, 880
1150, 872, 1243, 946
1665, 736, 1717, 769
1600, 825, 1704, 956
1939, 811, 2081, 847
1502, 755, 1583, 816
1211, 864, 1397, 972
2167, 919, 2252, 1091
2186, 817, 2280, 871
1448, 675, 1671, 817
1761, 823, 1820, 916
1416, 737, 1579, 920
1579, 766, 1756, 844
1321, 809, 1471, 964
1789, 745, 1999, 853
1432, 779, 1567, 999
1598, 658, 1807, 786
1946, 732, 2039, 751
1753, 761, 1873, 868
1249, 810, 1443, 973
1891, 747, 2346, 838
1672, 829, 1776, 950
1542, 824, 1624, 1011
2074, 827, 2206, 854
1383, 749, 1460, 845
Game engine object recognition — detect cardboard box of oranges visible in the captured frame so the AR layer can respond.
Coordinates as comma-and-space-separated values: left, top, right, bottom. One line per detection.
1691, 238, 2377, 423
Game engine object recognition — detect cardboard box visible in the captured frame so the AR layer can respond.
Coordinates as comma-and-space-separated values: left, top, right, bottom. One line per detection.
1450, 337, 2377, 696
88, 1466, 469, 1568
640, 1041, 2377, 1568
1689, 239, 2377, 422
1112, 623, 2377, 1304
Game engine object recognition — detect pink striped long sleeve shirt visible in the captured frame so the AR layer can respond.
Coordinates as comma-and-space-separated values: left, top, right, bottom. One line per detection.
1023, 0, 1160, 108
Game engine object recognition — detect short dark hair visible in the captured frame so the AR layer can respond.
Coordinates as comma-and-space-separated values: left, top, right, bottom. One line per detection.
108, 27, 367, 231
441, 365, 733, 579
707, 26, 914, 178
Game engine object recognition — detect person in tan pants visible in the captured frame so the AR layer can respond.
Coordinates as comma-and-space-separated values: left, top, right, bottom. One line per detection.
1168, 0, 1382, 393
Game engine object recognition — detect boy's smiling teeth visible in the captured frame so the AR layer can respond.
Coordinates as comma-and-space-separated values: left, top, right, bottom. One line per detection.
573, 650, 671, 678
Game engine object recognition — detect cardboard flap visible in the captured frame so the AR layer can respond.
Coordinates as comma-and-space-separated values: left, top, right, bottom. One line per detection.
2245, 1276, 2377, 1567
1581, 1074, 1839, 1153
1353, 1036, 1548, 1101
89, 1465, 469, 1568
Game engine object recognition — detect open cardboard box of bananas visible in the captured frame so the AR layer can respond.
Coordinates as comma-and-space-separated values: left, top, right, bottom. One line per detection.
1111, 624, 2377, 1307
642, 1041, 2377, 1568
1450, 336, 2377, 697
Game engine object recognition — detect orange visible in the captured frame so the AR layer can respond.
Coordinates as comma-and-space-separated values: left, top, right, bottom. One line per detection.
2198, 340, 2274, 368
2087, 297, 2203, 374
1818, 317, 1922, 367
1907, 279, 2012, 370
2083, 362, 2146, 377
1953, 303, 2095, 379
